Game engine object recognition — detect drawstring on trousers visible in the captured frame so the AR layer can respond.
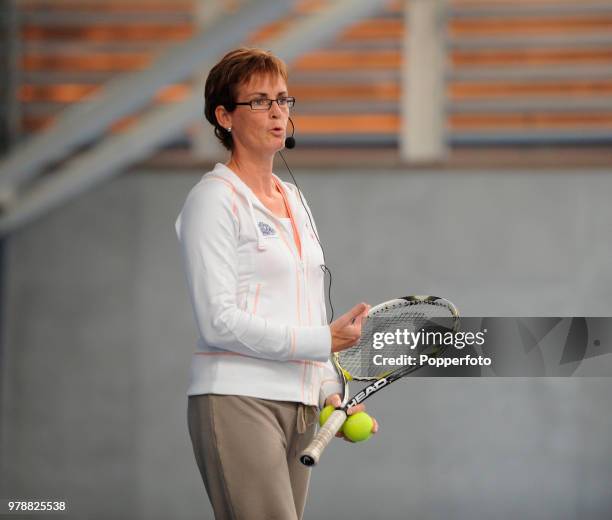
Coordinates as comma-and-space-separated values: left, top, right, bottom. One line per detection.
296, 403, 318, 434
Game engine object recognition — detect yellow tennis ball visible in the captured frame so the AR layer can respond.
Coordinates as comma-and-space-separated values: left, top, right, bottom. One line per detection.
343, 412, 373, 442
319, 405, 336, 427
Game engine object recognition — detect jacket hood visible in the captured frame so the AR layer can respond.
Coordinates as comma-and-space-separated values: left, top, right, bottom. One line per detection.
205, 162, 302, 252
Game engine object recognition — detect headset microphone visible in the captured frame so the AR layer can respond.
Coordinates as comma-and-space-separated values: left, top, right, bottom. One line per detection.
285, 117, 296, 149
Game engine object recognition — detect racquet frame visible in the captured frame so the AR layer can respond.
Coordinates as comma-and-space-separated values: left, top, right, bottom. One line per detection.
299, 295, 459, 467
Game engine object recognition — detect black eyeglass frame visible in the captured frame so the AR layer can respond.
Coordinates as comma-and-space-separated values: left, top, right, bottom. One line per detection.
234, 96, 296, 111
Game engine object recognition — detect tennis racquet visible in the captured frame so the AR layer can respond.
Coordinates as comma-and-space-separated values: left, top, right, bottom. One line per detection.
300, 295, 460, 466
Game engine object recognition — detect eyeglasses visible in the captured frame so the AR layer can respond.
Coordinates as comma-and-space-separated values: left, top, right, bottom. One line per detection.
234, 96, 295, 111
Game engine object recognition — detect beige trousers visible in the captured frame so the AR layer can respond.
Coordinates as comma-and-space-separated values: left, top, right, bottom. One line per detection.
187, 394, 318, 520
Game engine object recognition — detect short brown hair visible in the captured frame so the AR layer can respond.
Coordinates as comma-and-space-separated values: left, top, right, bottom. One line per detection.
204, 48, 288, 150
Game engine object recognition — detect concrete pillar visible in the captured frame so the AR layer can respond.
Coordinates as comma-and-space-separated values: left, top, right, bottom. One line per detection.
189, 0, 232, 162
400, 0, 448, 163
0, 0, 20, 153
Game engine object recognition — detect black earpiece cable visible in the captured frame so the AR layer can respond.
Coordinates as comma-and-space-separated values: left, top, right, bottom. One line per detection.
278, 150, 334, 323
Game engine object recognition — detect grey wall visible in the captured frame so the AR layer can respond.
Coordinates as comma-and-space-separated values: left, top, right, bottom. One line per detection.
1, 167, 612, 519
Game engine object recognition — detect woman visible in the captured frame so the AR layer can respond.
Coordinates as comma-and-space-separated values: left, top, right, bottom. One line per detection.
175, 47, 378, 520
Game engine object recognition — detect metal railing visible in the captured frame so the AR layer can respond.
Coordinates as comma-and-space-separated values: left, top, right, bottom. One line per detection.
0, 0, 389, 235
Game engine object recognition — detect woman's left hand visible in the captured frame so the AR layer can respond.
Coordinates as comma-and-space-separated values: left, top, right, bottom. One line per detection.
324, 393, 379, 442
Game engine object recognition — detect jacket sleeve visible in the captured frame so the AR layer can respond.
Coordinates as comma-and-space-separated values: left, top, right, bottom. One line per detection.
318, 363, 344, 408
175, 179, 331, 362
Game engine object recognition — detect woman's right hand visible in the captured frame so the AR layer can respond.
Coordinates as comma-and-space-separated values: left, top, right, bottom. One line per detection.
330, 302, 370, 353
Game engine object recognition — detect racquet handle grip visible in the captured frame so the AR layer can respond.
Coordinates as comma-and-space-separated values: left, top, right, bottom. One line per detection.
299, 409, 347, 466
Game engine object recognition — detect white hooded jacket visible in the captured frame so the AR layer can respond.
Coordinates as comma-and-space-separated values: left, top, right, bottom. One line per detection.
175, 163, 342, 407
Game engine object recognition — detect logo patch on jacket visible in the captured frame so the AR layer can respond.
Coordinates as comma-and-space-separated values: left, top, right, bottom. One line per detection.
258, 221, 277, 237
